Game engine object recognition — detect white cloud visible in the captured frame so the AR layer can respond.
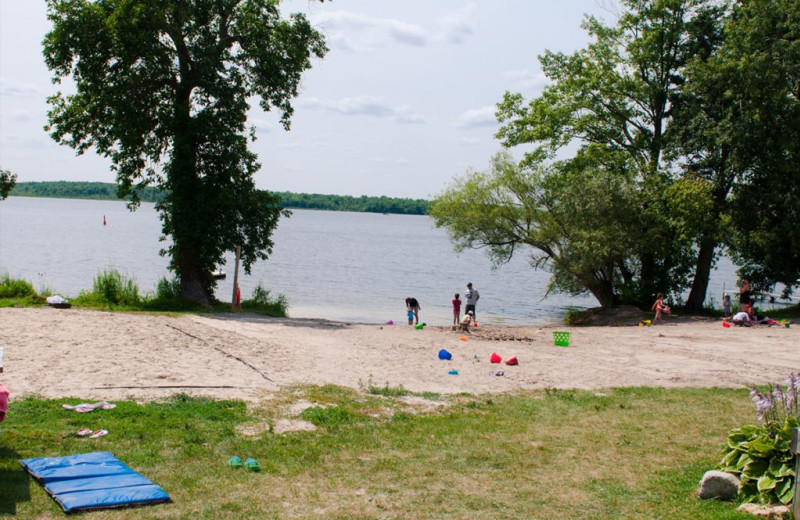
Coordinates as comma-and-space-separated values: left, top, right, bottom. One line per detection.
249, 118, 273, 132
455, 106, 497, 128
436, 3, 477, 44
503, 68, 549, 92
314, 11, 428, 51
301, 95, 426, 124
0, 79, 40, 98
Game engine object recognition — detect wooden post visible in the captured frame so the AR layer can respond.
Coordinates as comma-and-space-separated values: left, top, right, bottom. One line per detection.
792, 428, 800, 520
231, 246, 241, 312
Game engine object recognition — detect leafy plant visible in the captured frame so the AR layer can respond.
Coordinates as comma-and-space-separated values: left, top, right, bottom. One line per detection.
80, 269, 141, 306
716, 373, 800, 504
242, 283, 288, 317
155, 276, 181, 299
0, 273, 36, 298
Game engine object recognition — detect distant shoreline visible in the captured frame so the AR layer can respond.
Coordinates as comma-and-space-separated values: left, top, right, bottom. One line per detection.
10, 181, 431, 216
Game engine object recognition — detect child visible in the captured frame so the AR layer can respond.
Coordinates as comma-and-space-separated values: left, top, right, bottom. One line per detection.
722, 294, 732, 317
460, 310, 473, 333
452, 293, 462, 326
652, 292, 670, 323
405, 297, 413, 325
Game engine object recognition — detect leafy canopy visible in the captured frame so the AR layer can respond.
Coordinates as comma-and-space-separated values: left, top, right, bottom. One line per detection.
43, 0, 327, 304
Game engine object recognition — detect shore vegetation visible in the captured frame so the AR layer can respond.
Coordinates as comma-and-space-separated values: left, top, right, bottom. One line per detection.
0, 271, 288, 317
10, 181, 430, 215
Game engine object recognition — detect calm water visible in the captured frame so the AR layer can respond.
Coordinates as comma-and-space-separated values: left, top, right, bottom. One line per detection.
0, 197, 744, 325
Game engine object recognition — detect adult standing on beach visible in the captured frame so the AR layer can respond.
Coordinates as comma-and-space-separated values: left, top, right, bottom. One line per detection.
739, 277, 752, 307
465, 283, 480, 321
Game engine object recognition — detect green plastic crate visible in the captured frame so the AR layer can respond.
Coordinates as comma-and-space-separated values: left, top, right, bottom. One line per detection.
553, 331, 571, 347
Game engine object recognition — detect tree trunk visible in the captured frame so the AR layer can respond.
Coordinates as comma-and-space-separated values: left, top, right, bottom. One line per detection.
170, 82, 212, 307
685, 235, 717, 312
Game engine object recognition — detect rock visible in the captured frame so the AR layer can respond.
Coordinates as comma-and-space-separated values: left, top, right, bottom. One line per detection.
737, 503, 790, 519
698, 470, 740, 500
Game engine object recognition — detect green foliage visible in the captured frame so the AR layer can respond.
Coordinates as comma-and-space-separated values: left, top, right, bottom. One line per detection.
716, 374, 800, 505
76, 269, 141, 307
0, 274, 36, 298
11, 181, 163, 202
0, 168, 18, 200
43, 0, 328, 305
719, 0, 800, 290
486, 0, 725, 307
241, 283, 288, 317
276, 191, 429, 215
11, 182, 430, 215
431, 152, 643, 307
717, 419, 797, 505
155, 276, 181, 300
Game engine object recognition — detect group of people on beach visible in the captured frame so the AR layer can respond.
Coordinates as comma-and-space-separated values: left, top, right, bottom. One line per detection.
405, 282, 480, 332
654, 276, 781, 327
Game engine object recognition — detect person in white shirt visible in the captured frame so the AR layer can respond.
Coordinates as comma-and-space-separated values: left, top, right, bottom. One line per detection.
465, 282, 480, 321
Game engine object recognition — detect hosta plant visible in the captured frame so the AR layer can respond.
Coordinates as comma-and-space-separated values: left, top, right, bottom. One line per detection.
717, 373, 800, 504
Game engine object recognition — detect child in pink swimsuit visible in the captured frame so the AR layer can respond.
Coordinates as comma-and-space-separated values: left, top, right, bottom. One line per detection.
452, 293, 462, 325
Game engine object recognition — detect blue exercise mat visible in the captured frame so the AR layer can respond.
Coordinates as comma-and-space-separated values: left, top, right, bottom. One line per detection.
20, 451, 170, 513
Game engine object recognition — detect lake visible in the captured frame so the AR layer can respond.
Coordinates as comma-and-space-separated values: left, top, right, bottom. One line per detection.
0, 197, 743, 325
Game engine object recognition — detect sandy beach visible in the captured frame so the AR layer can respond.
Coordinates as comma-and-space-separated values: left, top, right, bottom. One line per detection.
0, 307, 797, 402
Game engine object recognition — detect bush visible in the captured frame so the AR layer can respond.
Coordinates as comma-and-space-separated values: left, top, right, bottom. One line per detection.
0, 273, 36, 298
83, 269, 141, 306
156, 276, 181, 299
241, 283, 288, 317
716, 373, 799, 505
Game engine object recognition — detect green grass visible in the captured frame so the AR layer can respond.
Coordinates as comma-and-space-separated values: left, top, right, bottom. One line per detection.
0, 271, 289, 317
0, 387, 760, 519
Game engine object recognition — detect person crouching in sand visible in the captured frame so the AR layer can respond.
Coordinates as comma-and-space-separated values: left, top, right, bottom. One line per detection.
459, 310, 473, 333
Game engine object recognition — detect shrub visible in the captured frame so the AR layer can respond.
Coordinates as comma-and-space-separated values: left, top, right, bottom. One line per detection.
0, 273, 36, 298
156, 276, 181, 299
87, 269, 140, 306
716, 373, 799, 505
241, 283, 288, 317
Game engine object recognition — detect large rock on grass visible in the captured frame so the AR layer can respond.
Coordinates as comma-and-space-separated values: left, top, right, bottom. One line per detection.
698, 470, 739, 500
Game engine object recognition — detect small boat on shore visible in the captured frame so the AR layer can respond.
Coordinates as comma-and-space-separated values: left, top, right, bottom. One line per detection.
212, 270, 226, 280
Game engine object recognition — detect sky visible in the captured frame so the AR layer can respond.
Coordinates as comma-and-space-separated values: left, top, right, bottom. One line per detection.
0, 1, 616, 200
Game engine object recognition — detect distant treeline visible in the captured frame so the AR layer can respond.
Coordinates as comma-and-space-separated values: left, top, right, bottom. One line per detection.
11, 181, 430, 215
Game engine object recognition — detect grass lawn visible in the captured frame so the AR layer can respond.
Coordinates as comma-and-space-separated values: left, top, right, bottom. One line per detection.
0, 386, 759, 519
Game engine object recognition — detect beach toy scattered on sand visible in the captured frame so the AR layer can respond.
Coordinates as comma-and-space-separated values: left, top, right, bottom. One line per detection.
415, 323, 426, 330
448, 369, 459, 375
505, 356, 518, 366
386, 320, 394, 325
438, 349, 452, 360
459, 336, 468, 341
490, 352, 502, 364
553, 331, 571, 347
722, 321, 731, 328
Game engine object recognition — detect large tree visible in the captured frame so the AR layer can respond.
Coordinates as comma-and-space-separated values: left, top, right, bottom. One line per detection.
494, 0, 710, 306
43, 0, 327, 305
721, 0, 800, 291
430, 152, 643, 307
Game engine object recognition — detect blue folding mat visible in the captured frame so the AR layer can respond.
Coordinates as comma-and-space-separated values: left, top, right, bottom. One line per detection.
20, 451, 171, 513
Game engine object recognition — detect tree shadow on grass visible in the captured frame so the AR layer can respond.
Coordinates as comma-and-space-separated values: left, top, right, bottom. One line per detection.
0, 445, 31, 515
